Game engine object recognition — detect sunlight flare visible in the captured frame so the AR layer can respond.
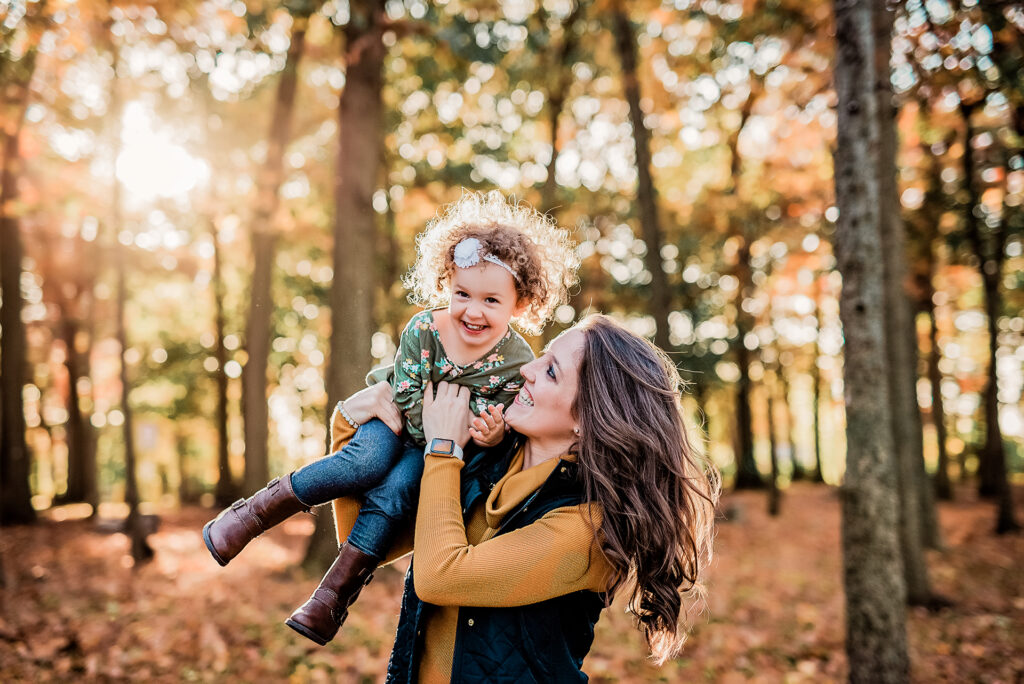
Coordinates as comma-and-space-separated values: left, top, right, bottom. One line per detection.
115, 102, 208, 201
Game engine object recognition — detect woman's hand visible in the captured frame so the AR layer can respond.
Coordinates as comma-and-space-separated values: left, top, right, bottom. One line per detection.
341, 382, 403, 435
470, 404, 506, 448
421, 381, 473, 448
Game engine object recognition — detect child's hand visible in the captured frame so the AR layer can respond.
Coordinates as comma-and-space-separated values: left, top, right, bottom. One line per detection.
470, 404, 506, 448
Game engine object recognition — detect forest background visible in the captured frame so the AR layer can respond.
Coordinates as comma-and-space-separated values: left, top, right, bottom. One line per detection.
0, 0, 1022, 681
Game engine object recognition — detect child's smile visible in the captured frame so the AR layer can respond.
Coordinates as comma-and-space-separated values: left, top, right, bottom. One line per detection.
444, 262, 523, 360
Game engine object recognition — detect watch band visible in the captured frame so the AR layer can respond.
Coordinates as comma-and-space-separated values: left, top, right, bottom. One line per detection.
425, 437, 464, 462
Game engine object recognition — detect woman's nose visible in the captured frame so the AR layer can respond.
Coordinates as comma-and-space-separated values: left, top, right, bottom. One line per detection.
520, 361, 537, 381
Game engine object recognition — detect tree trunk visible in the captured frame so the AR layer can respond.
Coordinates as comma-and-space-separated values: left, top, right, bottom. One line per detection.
538, 6, 583, 347
909, 106, 951, 523
59, 315, 84, 501
874, 1, 935, 601
611, 2, 671, 351
242, 230, 273, 493
305, 0, 385, 574
0, 47, 38, 527
242, 17, 309, 495
721, 79, 762, 490
981, 275, 1017, 531
540, 1, 583, 214
540, 86, 564, 216
811, 292, 826, 483
379, 185, 405, 341
983, 265, 1018, 533
924, 276, 952, 501
115, 247, 152, 563
58, 311, 97, 510
781, 369, 805, 481
767, 383, 781, 517
79, 233, 101, 517
53, 239, 100, 509
176, 427, 199, 504
833, 0, 909, 679
960, 102, 998, 499
211, 220, 236, 506
910, 314, 943, 549
733, 243, 762, 489
732, 340, 762, 489
959, 102, 1018, 532
106, 43, 152, 563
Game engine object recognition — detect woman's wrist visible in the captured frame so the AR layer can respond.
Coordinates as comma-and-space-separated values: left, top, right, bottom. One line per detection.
424, 437, 465, 461
336, 382, 403, 435
424, 428, 470, 449
338, 401, 360, 429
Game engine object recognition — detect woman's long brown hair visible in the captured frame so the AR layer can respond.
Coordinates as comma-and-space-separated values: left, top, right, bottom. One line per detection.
572, 315, 720, 664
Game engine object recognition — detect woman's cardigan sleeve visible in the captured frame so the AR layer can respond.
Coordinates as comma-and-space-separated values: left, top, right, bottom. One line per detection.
328, 404, 415, 565
412, 455, 612, 607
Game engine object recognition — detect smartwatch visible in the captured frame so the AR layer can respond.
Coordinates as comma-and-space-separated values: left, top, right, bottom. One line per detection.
425, 437, 464, 461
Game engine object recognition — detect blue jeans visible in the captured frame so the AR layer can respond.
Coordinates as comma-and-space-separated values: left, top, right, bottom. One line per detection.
289, 419, 424, 559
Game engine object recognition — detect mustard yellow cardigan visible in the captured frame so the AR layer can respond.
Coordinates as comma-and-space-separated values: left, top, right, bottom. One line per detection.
327, 405, 611, 682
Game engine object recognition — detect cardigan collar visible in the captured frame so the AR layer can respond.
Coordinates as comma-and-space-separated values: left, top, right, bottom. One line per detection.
484, 446, 576, 529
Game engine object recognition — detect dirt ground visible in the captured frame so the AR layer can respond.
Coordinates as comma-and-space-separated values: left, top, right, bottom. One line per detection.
1, 483, 1021, 683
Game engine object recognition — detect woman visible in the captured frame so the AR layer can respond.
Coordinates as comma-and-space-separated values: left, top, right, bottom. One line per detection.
328, 315, 719, 682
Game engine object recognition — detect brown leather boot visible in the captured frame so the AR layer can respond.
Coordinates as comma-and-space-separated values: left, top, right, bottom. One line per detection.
285, 542, 377, 645
202, 475, 307, 566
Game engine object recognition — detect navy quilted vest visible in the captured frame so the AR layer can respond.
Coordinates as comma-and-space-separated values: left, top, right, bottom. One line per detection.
385, 434, 607, 683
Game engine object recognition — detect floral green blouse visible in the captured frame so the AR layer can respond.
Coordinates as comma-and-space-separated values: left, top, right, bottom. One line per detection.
366, 309, 535, 444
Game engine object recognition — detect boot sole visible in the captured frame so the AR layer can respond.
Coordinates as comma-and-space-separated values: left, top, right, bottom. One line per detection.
285, 618, 329, 646
202, 521, 229, 567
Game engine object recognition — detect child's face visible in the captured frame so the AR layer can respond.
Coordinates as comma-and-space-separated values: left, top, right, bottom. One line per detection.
448, 262, 522, 351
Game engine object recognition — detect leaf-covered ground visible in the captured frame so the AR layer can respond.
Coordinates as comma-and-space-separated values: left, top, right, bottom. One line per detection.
1, 483, 1021, 682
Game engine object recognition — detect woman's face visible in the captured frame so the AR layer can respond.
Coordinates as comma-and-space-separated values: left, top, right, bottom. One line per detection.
504, 329, 585, 445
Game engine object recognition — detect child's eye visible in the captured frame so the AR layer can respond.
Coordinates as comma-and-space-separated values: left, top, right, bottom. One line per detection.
546, 364, 556, 380
455, 290, 469, 298
485, 297, 499, 304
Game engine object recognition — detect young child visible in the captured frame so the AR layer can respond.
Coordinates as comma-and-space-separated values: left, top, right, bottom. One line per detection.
202, 190, 578, 645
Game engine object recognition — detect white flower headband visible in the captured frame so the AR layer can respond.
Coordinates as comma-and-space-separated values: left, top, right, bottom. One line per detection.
452, 237, 521, 283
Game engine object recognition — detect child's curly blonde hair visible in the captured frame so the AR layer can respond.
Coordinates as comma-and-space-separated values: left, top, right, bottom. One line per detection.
404, 190, 579, 336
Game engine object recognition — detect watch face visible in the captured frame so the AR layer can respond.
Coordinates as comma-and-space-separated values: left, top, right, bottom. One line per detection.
430, 438, 455, 455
